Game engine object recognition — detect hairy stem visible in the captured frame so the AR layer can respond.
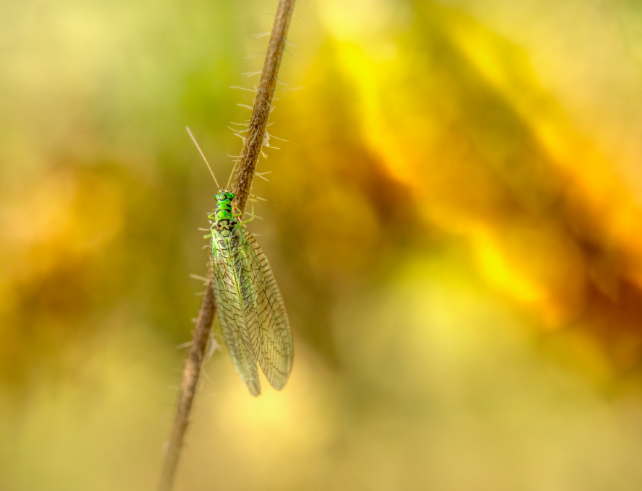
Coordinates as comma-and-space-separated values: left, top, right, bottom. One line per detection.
159, 279, 215, 491
158, 1, 296, 490
233, 0, 296, 212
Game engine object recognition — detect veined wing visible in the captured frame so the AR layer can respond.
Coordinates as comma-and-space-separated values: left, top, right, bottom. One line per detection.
240, 227, 294, 390
211, 227, 261, 396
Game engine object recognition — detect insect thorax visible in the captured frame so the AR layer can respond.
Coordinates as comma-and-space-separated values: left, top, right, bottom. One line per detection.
210, 190, 237, 236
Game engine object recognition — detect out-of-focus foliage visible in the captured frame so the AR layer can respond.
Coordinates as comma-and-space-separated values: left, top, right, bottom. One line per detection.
3, 0, 642, 490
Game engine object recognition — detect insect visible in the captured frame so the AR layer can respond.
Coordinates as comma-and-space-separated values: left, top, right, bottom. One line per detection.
187, 127, 294, 396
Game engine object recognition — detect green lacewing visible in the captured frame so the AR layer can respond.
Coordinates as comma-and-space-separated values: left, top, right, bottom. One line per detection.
188, 127, 294, 396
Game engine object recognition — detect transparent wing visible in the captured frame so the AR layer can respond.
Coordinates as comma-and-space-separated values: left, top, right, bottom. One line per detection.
211, 228, 261, 396
240, 227, 294, 390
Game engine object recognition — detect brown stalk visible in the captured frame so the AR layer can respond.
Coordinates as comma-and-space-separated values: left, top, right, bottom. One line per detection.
232, 0, 296, 211
158, 1, 296, 490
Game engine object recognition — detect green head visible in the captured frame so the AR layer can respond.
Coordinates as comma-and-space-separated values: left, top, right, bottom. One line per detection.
215, 190, 235, 203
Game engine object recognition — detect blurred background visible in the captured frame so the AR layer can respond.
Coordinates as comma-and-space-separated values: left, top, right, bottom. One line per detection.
3, 0, 642, 489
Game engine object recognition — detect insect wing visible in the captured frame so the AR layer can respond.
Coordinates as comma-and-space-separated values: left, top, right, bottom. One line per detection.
241, 227, 294, 390
211, 228, 261, 396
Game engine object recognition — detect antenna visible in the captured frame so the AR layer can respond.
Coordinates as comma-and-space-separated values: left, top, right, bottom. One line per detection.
226, 158, 238, 189
186, 127, 220, 189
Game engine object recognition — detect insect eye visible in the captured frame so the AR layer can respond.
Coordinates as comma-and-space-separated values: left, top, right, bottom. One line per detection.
227, 192, 234, 199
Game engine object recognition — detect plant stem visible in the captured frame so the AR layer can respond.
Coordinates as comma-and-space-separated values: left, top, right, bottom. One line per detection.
159, 279, 215, 491
232, 0, 296, 212
158, 1, 296, 490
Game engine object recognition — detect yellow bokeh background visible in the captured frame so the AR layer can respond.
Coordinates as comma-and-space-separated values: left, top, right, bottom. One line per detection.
3, 0, 642, 490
